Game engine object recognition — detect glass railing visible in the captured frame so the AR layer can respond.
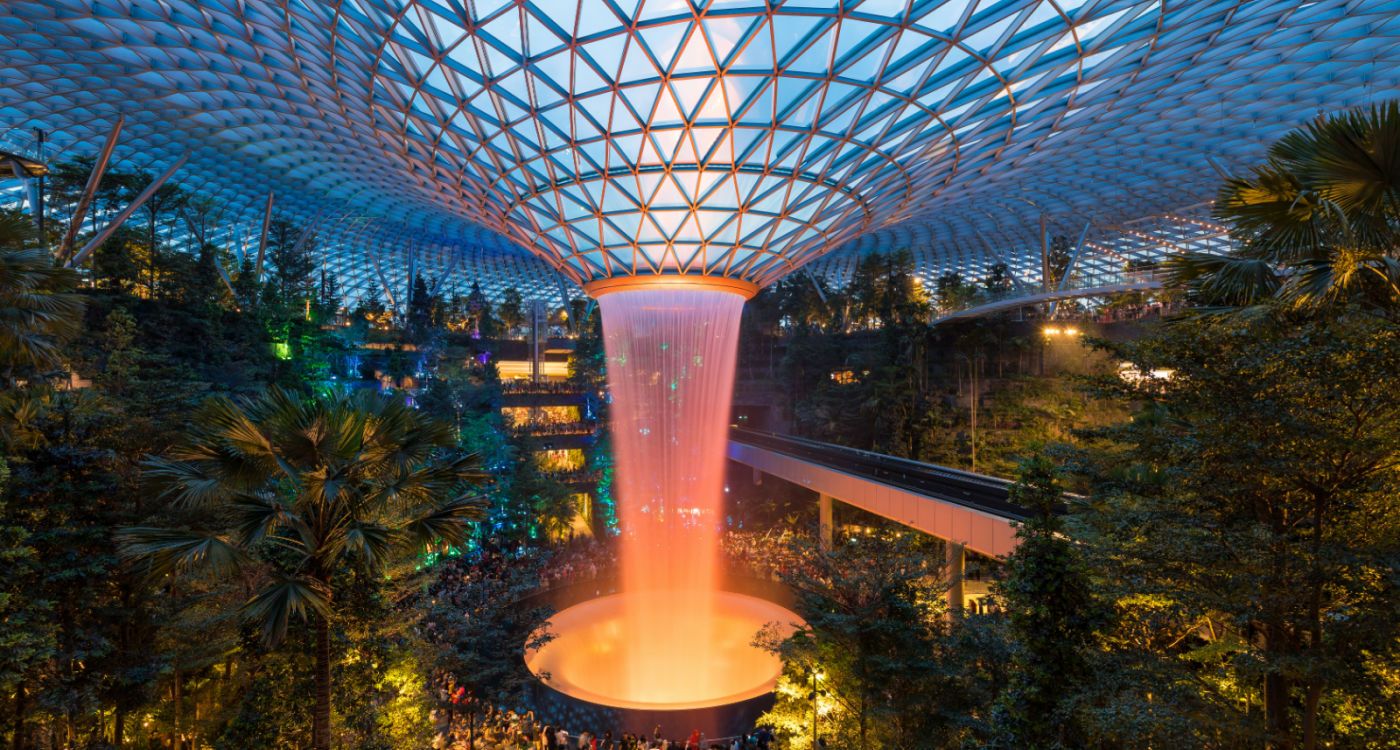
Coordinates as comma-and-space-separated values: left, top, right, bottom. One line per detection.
933, 268, 1164, 319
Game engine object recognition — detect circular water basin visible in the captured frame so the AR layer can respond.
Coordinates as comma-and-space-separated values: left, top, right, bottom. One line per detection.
525, 590, 803, 711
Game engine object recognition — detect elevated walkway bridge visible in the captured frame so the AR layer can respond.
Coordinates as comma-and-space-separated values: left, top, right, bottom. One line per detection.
932, 280, 1163, 325
727, 428, 1028, 559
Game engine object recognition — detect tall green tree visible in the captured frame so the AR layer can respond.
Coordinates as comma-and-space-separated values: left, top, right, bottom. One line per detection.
497, 287, 525, 334
405, 273, 442, 349
989, 457, 1108, 750
1073, 310, 1400, 750
118, 388, 488, 750
758, 534, 949, 750
0, 457, 55, 750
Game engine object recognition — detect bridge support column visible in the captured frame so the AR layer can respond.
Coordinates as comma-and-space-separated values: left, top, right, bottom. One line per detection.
818, 493, 834, 551
945, 541, 965, 619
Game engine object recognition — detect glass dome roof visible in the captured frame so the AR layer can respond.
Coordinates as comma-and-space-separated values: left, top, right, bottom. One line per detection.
3, 0, 1400, 297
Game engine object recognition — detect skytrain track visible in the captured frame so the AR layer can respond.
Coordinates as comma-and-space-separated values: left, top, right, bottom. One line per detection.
730, 428, 1029, 522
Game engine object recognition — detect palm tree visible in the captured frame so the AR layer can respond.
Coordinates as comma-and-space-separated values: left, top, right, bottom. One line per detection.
1168, 100, 1400, 312
118, 387, 487, 750
0, 211, 85, 383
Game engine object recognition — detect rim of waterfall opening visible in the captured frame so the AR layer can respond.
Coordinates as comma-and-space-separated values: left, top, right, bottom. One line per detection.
582, 275, 761, 299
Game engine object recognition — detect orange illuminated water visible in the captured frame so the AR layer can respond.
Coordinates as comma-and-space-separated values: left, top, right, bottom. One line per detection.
525, 591, 799, 709
541, 286, 779, 707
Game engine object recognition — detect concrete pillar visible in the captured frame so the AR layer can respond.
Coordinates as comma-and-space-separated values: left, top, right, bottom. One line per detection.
945, 540, 965, 618
818, 493, 834, 551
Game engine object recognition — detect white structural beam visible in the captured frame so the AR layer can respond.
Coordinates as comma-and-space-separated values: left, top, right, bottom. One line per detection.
59, 115, 124, 263
254, 190, 275, 281
1049, 221, 1093, 318
67, 153, 188, 268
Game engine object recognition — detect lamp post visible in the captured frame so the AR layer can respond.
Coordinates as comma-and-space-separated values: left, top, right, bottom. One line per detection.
805, 667, 825, 749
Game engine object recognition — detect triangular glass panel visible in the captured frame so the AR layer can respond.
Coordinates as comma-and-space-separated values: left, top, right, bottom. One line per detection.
635, 170, 665, 202
573, 3, 620, 39
673, 135, 698, 165
619, 81, 661, 124
651, 209, 690, 237
690, 127, 725, 162
599, 221, 630, 247
703, 15, 753, 67
842, 38, 891, 82
834, 19, 885, 67
649, 128, 684, 160
638, 138, 666, 167
605, 210, 642, 238
651, 87, 686, 125
651, 174, 688, 208
581, 33, 628, 81
611, 132, 645, 163
772, 14, 825, 68
571, 53, 609, 94
576, 93, 613, 132
638, 20, 689, 72
673, 24, 716, 75
482, 16, 524, 61
525, 11, 565, 57
671, 77, 711, 119
676, 243, 704, 271
619, 38, 662, 82
775, 76, 819, 123
788, 26, 835, 75
915, 0, 969, 36
635, 0, 690, 25
729, 18, 774, 71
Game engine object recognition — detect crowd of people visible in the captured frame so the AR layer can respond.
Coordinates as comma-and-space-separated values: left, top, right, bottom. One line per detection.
501, 380, 591, 395
509, 420, 596, 436
720, 529, 813, 581
534, 538, 614, 589
540, 468, 605, 485
423, 531, 814, 750
431, 698, 777, 750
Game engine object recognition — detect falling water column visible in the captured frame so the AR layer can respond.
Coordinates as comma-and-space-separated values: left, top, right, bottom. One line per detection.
593, 278, 753, 704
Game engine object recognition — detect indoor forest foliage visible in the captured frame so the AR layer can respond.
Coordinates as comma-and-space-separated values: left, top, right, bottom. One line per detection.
1065, 308, 1400, 750
119, 388, 488, 750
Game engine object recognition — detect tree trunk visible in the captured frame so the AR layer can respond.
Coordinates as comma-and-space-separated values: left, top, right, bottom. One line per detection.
1302, 680, 1321, 750
313, 615, 332, 750
112, 704, 123, 749
171, 669, 182, 750
148, 211, 157, 299
12, 680, 26, 750
1264, 670, 1293, 750
221, 655, 235, 705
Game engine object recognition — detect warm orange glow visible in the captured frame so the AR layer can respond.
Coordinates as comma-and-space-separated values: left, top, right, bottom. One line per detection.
525, 591, 801, 710
584, 274, 761, 300
594, 286, 753, 704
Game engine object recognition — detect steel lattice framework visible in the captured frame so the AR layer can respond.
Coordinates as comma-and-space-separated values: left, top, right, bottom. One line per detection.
3, 0, 1400, 300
